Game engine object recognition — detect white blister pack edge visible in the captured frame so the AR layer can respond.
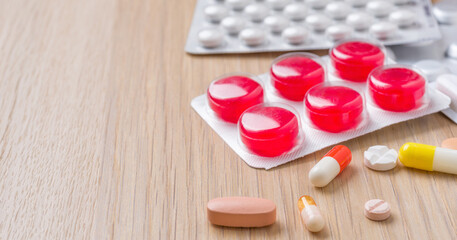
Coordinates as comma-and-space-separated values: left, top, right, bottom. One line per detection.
191, 57, 451, 170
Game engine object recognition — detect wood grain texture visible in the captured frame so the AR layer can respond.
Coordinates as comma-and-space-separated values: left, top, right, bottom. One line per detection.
0, 0, 455, 239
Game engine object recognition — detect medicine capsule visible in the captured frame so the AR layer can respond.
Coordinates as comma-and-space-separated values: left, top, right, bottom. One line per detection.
297, 195, 325, 232
399, 142, 457, 175
309, 145, 352, 187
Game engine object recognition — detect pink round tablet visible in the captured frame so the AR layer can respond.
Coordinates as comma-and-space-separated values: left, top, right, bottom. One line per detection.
270, 53, 325, 101
364, 199, 391, 221
441, 138, 457, 150
207, 74, 264, 123
238, 104, 300, 157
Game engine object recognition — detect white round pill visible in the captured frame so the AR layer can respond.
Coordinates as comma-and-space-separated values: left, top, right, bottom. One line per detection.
245, 3, 270, 22
239, 28, 267, 46
306, 0, 329, 9
447, 42, 457, 59
346, 12, 374, 30
198, 29, 224, 48
364, 145, 398, 171
389, 10, 416, 27
283, 3, 308, 21
282, 26, 308, 44
413, 60, 449, 82
433, 0, 457, 25
266, 0, 290, 10
226, 0, 250, 10
326, 25, 353, 41
306, 14, 332, 31
221, 16, 246, 34
344, 0, 368, 7
264, 15, 289, 33
325, 2, 352, 19
370, 22, 398, 39
204, 5, 229, 22
366, 1, 395, 18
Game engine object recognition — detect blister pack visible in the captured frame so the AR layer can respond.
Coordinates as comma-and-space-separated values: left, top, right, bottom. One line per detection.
191, 39, 451, 169
185, 0, 441, 54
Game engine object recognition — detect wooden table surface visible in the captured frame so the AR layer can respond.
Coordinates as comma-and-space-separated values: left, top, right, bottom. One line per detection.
0, 0, 456, 239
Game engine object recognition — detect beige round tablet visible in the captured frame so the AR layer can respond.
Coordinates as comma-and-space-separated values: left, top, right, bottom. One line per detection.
364, 199, 391, 221
441, 138, 457, 150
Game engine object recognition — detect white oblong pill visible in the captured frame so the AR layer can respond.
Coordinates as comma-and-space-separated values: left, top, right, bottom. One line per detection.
283, 3, 308, 21
264, 15, 289, 33
447, 42, 457, 59
364, 145, 398, 171
221, 16, 246, 34
245, 3, 270, 22
282, 26, 308, 44
436, 74, 457, 112
366, 1, 394, 18
267, 0, 290, 10
204, 4, 229, 22
240, 28, 267, 46
326, 25, 353, 41
226, 0, 251, 10
389, 10, 416, 27
433, 0, 457, 25
413, 60, 449, 82
306, 14, 332, 31
370, 22, 398, 39
198, 29, 224, 48
325, 2, 352, 19
346, 12, 374, 30
344, 0, 368, 7
306, 0, 329, 9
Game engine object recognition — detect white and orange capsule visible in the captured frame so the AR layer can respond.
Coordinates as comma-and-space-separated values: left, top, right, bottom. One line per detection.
309, 145, 352, 187
297, 195, 325, 232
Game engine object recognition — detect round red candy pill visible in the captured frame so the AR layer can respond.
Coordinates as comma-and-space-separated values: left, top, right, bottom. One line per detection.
270, 53, 325, 101
239, 104, 300, 157
305, 84, 364, 133
368, 65, 426, 112
330, 40, 385, 82
207, 74, 264, 123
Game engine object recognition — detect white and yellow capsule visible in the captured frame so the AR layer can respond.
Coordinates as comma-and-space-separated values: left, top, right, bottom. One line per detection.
398, 142, 457, 174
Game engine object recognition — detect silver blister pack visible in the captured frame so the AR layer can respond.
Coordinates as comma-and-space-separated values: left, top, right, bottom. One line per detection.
185, 0, 441, 54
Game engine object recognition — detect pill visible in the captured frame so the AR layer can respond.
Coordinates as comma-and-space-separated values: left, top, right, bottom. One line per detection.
267, 0, 290, 10
198, 29, 224, 48
392, 0, 409, 4
305, 84, 364, 132
239, 104, 300, 157
226, 0, 250, 10
346, 12, 374, 30
447, 42, 457, 59
270, 53, 325, 101
389, 10, 416, 27
330, 40, 385, 82
207, 74, 264, 123
366, 1, 394, 18
364, 145, 398, 171
207, 197, 276, 227
370, 22, 398, 39
436, 74, 457, 112
442, 138, 457, 150
245, 3, 269, 22
413, 60, 449, 82
326, 25, 353, 41
364, 199, 391, 221
283, 3, 308, 21
368, 65, 426, 111
325, 2, 352, 20
204, 4, 229, 23
306, 0, 329, 9
344, 0, 368, 7
282, 26, 308, 45
239, 28, 266, 46
221, 17, 246, 34
309, 145, 352, 187
399, 142, 457, 175
297, 195, 325, 232
433, 0, 457, 25
306, 14, 332, 31
264, 15, 289, 33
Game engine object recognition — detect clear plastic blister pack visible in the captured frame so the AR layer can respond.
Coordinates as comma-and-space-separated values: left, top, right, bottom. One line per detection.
185, 0, 441, 54
191, 39, 451, 169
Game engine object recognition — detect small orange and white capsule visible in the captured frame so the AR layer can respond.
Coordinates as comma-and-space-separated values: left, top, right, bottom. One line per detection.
309, 145, 352, 187
297, 195, 325, 232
